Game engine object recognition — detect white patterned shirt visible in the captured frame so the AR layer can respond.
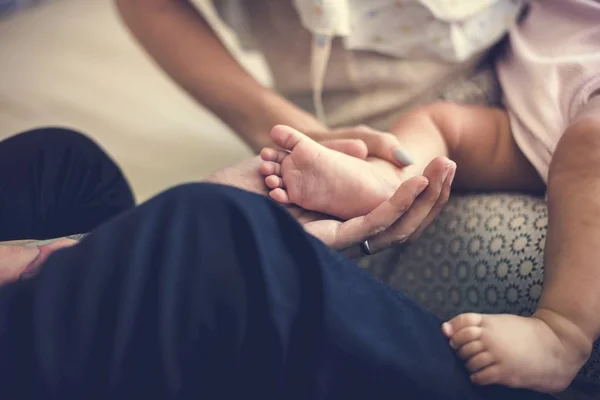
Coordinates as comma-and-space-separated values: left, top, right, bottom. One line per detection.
289, 0, 524, 121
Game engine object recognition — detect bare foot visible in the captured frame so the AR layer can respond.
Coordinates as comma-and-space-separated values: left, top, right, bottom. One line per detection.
204, 156, 320, 224
259, 125, 402, 220
442, 311, 592, 393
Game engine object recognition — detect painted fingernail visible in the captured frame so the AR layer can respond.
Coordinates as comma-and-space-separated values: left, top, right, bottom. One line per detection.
394, 148, 414, 165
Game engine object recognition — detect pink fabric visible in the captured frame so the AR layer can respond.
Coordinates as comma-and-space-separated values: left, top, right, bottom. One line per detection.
497, 0, 600, 182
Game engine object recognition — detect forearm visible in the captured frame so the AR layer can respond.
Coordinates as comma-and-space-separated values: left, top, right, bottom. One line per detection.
116, 0, 325, 150
543, 118, 600, 338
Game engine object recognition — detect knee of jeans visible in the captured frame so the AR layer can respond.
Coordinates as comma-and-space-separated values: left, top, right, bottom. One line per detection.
18, 127, 110, 160
158, 183, 250, 212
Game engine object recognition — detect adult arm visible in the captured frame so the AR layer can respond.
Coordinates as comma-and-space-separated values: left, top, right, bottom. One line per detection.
116, 0, 414, 162
115, 0, 326, 151
0, 237, 79, 285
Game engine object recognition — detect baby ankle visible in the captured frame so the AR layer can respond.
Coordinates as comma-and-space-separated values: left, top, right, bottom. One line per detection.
534, 308, 594, 360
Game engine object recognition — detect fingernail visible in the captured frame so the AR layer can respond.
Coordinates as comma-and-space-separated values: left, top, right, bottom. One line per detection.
443, 161, 456, 181
394, 148, 414, 165
446, 165, 456, 187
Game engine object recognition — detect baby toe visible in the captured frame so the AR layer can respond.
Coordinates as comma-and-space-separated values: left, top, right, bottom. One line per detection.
259, 162, 281, 176
470, 365, 503, 386
449, 326, 483, 349
269, 188, 290, 204
444, 313, 483, 336
271, 125, 307, 152
261, 148, 287, 163
466, 351, 496, 373
265, 175, 285, 189
458, 340, 486, 360
260, 147, 278, 161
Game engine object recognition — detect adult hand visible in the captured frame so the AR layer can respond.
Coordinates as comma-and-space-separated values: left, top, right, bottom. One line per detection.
0, 245, 40, 285
21, 238, 78, 278
0, 238, 78, 285
204, 154, 454, 255
301, 157, 456, 256
307, 125, 415, 167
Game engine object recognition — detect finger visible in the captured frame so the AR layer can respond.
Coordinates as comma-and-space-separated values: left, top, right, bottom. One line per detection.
311, 126, 412, 167
307, 129, 364, 148
39, 238, 78, 251
332, 124, 371, 133
328, 176, 429, 250
21, 239, 77, 279
392, 147, 415, 166
371, 160, 443, 249
302, 219, 342, 248
368, 157, 453, 251
0, 245, 41, 283
365, 134, 408, 166
320, 139, 368, 159
409, 158, 456, 240
344, 127, 412, 167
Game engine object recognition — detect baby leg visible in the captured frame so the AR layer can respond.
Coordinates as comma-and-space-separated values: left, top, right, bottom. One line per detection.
387, 102, 544, 193
387, 103, 592, 393
446, 118, 600, 392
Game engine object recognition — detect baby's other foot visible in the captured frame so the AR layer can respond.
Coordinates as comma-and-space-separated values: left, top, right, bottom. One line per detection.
259, 125, 399, 220
442, 312, 592, 393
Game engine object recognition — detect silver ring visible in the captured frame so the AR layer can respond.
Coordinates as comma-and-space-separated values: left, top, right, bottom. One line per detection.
360, 240, 372, 256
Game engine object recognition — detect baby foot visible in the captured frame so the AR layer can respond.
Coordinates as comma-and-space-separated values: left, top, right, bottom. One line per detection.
259, 125, 400, 220
442, 312, 592, 393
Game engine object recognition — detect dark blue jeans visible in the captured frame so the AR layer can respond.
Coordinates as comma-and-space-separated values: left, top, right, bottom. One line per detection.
0, 184, 552, 400
0, 128, 135, 241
